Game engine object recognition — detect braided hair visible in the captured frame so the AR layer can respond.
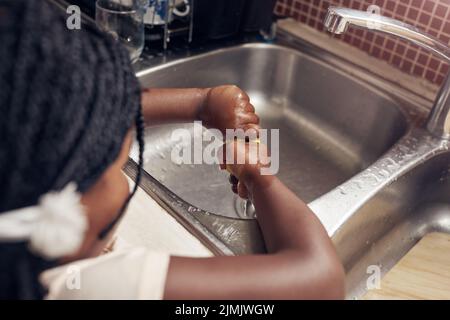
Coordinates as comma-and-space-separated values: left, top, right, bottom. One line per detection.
0, 0, 144, 299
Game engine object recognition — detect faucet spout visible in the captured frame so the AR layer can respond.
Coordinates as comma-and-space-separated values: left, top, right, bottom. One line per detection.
324, 7, 450, 139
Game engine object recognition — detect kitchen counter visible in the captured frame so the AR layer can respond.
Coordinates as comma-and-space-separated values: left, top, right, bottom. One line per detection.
115, 178, 212, 258
363, 233, 450, 300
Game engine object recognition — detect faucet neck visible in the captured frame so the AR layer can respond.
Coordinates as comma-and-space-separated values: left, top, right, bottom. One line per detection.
325, 7, 450, 140
427, 74, 450, 139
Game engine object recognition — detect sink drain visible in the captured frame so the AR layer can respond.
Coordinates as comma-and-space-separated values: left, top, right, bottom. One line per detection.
234, 197, 256, 219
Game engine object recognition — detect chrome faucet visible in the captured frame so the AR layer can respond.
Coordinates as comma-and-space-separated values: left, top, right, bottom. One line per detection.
324, 7, 450, 139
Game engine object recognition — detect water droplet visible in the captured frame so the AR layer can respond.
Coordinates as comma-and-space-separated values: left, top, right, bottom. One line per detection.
187, 206, 198, 213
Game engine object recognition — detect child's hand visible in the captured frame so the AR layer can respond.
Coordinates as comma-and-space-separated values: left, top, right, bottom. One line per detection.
219, 139, 274, 199
198, 85, 260, 134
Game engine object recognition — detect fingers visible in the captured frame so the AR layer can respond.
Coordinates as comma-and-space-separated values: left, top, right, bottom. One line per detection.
242, 123, 261, 134
237, 181, 249, 199
241, 112, 260, 125
244, 102, 255, 113
229, 174, 239, 195
229, 174, 239, 185
231, 183, 238, 194
222, 85, 250, 103
228, 174, 249, 199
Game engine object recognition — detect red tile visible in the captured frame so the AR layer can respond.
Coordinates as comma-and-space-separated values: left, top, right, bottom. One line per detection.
413, 65, 425, 76
429, 57, 440, 70
444, 21, 450, 34
439, 34, 450, 45
422, 0, 436, 14
362, 41, 371, 52
439, 63, 450, 75
431, 18, 443, 31
429, 29, 439, 37
435, 74, 445, 85
396, 5, 407, 17
382, 51, 392, 61
386, 0, 396, 11
407, 8, 419, 20
406, 48, 417, 60
276, 0, 449, 85
418, 13, 431, 26
371, 46, 382, 58
435, 4, 448, 18
425, 70, 437, 82
417, 53, 430, 66
386, 39, 396, 50
395, 43, 406, 55
393, 55, 403, 66
352, 38, 362, 47
411, 0, 422, 8
355, 29, 364, 37
401, 60, 413, 73
377, 36, 386, 47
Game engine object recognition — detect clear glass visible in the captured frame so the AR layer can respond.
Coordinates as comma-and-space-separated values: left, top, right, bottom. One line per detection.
95, 0, 146, 63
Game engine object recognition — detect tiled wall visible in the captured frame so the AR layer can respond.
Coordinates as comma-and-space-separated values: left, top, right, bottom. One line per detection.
275, 0, 450, 86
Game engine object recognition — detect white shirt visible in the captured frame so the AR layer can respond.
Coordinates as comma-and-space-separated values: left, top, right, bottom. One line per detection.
40, 247, 170, 300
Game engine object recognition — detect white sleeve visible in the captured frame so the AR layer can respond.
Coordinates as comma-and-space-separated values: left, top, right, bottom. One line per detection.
40, 248, 170, 300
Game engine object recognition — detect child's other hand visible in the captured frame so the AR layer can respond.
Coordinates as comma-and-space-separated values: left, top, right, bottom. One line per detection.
219, 139, 273, 200
198, 85, 260, 134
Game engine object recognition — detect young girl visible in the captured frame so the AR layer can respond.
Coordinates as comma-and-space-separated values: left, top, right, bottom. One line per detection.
0, 0, 344, 299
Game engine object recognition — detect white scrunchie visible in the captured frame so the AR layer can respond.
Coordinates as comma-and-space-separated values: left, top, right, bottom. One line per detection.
0, 183, 88, 259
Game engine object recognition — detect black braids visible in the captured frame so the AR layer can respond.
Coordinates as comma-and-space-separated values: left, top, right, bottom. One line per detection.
4, 1, 37, 209
134, 107, 146, 194
0, 0, 143, 299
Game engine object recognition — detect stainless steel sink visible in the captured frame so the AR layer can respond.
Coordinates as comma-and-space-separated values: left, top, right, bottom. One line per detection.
126, 29, 450, 299
340, 151, 450, 298
134, 43, 407, 219
311, 128, 450, 298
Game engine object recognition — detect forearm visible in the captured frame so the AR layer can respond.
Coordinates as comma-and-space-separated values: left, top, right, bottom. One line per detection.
249, 176, 336, 256
164, 177, 345, 300
249, 176, 344, 296
141, 88, 210, 125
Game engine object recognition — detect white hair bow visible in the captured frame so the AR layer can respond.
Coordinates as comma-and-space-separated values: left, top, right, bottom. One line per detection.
0, 183, 88, 259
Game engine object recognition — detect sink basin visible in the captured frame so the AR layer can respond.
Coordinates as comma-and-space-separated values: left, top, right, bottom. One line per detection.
135, 43, 407, 219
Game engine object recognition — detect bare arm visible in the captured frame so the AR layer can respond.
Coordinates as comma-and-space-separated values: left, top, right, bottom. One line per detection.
141, 86, 260, 132
163, 143, 345, 300
141, 88, 209, 125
